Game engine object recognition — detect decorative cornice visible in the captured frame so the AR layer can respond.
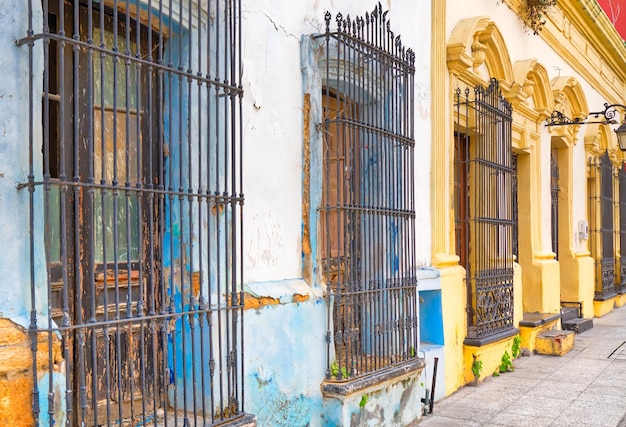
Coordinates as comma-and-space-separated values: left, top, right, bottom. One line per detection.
502, 0, 626, 105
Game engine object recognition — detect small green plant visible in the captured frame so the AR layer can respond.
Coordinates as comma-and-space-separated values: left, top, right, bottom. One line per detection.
340, 366, 348, 379
512, 335, 522, 359
499, 350, 513, 373
493, 371, 500, 377
471, 357, 483, 379
359, 394, 368, 408
409, 346, 416, 357
330, 361, 349, 379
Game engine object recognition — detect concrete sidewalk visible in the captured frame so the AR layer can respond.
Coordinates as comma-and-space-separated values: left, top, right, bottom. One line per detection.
417, 305, 626, 427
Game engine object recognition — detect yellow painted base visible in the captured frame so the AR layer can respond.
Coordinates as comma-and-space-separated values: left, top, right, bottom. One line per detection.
560, 255, 595, 319
535, 330, 575, 356
519, 318, 559, 354
439, 264, 467, 396
463, 334, 517, 384
614, 294, 626, 308
594, 297, 615, 317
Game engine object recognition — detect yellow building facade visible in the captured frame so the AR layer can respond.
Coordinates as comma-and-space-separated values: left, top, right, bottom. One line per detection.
432, 0, 626, 395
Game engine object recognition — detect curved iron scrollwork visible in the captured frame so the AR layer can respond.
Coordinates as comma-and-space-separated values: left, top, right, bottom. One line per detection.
547, 102, 626, 126
545, 110, 585, 126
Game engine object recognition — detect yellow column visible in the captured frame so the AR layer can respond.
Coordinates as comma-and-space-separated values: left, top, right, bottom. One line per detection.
431, 0, 455, 267
431, 0, 467, 395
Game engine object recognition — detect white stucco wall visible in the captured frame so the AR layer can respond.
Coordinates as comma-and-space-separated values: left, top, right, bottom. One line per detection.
240, 0, 433, 286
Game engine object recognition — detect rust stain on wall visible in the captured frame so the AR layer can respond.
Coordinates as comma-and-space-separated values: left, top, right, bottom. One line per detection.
243, 292, 280, 310
192, 271, 201, 297
292, 293, 310, 303
302, 93, 312, 283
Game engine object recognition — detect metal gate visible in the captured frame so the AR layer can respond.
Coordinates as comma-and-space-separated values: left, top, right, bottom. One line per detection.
455, 78, 515, 343
619, 164, 626, 294
315, 4, 419, 381
589, 151, 617, 300
551, 151, 560, 260
20, 0, 247, 425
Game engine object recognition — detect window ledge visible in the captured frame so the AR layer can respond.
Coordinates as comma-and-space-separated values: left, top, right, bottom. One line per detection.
595, 292, 617, 301
213, 414, 256, 427
519, 312, 560, 328
321, 358, 426, 398
463, 328, 519, 347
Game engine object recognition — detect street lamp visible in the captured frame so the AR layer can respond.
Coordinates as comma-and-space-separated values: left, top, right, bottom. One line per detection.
546, 103, 626, 151
616, 121, 626, 151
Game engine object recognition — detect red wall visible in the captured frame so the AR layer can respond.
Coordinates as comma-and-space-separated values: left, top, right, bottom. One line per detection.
597, 0, 626, 40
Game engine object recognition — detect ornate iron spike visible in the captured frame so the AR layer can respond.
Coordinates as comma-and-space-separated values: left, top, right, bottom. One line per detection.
408, 48, 415, 65
324, 11, 331, 32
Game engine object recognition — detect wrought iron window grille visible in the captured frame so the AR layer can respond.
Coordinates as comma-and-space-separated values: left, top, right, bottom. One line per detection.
588, 152, 618, 301
312, 3, 420, 383
551, 151, 560, 260
618, 164, 626, 294
455, 78, 516, 345
18, 0, 248, 425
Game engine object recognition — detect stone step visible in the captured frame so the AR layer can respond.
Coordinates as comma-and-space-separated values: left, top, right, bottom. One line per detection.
560, 306, 580, 322
535, 329, 575, 356
562, 317, 594, 334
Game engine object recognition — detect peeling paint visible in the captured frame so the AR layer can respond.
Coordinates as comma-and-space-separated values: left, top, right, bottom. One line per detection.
243, 292, 280, 309
302, 93, 312, 284
293, 293, 310, 304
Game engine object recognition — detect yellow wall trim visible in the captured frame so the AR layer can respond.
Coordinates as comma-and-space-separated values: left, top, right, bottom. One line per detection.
594, 298, 615, 318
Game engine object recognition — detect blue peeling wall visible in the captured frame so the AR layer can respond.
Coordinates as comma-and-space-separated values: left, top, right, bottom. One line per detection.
243, 282, 327, 427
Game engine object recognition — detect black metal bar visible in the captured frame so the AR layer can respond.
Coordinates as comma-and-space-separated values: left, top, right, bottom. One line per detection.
428, 357, 439, 414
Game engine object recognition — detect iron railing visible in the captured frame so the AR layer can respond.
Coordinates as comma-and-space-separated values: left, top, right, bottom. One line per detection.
455, 79, 515, 343
314, 4, 419, 381
19, 0, 246, 425
619, 164, 626, 294
551, 152, 560, 259
588, 151, 617, 300
512, 154, 519, 262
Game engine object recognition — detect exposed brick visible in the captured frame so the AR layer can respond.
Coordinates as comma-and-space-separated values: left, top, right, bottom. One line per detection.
0, 319, 27, 347
243, 293, 279, 310
0, 374, 34, 427
293, 293, 310, 303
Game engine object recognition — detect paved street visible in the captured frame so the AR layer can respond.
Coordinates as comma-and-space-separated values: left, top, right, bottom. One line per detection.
417, 305, 626, 427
